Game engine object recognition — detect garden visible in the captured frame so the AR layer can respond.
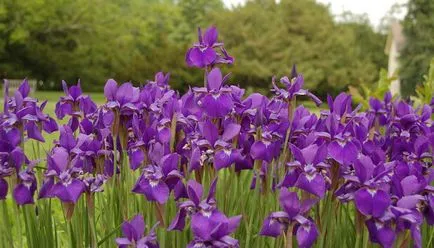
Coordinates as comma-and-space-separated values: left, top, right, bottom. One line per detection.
0, 25, 433, 248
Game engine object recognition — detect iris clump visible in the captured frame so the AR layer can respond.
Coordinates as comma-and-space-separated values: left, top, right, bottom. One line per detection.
0, 26, 433, 248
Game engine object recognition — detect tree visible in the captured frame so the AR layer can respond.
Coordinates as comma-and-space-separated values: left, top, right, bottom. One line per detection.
399, 0, 434, 96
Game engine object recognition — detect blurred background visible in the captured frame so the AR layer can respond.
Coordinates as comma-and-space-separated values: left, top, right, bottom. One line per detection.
0, 0, 433, 98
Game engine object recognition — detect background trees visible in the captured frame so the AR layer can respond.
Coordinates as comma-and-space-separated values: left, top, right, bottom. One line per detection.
399, 0, 434, 96
0, 0, 391, 96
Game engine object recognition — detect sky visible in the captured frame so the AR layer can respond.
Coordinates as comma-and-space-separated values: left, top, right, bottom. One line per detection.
222, 0, 407, 27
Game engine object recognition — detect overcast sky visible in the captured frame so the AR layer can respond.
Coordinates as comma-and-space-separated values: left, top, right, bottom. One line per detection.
222, 0, 407, 27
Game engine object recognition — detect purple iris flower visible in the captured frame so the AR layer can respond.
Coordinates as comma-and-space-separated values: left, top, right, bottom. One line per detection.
55, 80, 97, 129
2, 80, 58, 142
103, 79, 140, 134
185, 26, 233, 68
250, 125, 284, 163
321, 93, 361, 122
280, 144, 329, 198
168, 179, 241, 247
128, 114, 157, 170
190, 119, 240, 171
13, 167, 37, 205
193, 68, 233, 118
271, 67, 322, 106
132, 153, 183, 204
39, 146, 85, 203
260, 188, 319, 248
115, 214, 159, 248
188, 211, 241, 248
138, 72, 172, 111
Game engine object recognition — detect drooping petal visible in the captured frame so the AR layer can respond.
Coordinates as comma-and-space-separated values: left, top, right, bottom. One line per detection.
129, 149, 144, 171
250, 141, 267, 161
26, 122, 45, 142
328, 141, 358, 165
43, 117, 58, 133
201, 93, 233, 118
168, 208, 187, 231
53, 180, 85, 203
199, 120, 218, 145
260, 215, 284, 237
296, 221, 319, 248
137, 179, 170, 204
355, 188, 390, 218
214, 149, 233, 170
13, 184, 34, 205
296, 173, 326, 198
221, 123, 241, 141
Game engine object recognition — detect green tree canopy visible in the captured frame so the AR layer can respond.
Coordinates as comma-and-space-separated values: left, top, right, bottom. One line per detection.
0, 0, 388, 96
399, 0, 434, 96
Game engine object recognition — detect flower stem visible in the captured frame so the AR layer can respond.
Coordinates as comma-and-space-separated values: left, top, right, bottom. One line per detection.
86, 193, 97, 248
285, 223, 294, 248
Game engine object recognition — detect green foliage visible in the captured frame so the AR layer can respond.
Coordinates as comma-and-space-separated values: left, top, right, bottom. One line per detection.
348, 69, 395, 109
411, 58, 434, 106
0, 0, 387, 95
399, 0, 434, 96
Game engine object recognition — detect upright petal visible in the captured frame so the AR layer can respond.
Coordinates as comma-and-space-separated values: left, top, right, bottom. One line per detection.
207, 68, 223, 91
187, 180, 203, 206
204, 26, 218, 46
104, 79, 118, 101
279, 188, 301, 219
130, 215, 145, 241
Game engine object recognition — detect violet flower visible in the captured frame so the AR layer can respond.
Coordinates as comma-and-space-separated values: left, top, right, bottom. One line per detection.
132, 153, 183, 204
13, 167, 37, 205
55, 80, 97, 118
271, 66, 322, 106
281, 144, 329, 198
2, 79, 58, 142
185, 26, 233, 68
193, 68, 233, 118
116, 214, 159, 248
260, 188, 319, 248
190, 119, 240, 171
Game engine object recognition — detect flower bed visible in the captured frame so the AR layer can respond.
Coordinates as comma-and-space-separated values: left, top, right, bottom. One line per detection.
0, 26, 433, 248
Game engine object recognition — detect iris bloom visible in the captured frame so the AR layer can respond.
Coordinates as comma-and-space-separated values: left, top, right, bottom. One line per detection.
261, 188, 319, 248
132, 153, 183, 204
116, 214, 159, 248
55, 80, 97, 118
190, 119, 240, 171
39, 147, 85, 203
185, 26, 233, 68
193, 68, 233, 118
2, 79, 58, 142
13, 167, 37, 205
281, 144, 329, 198
168, 179, 241, 247
271, 67, 322, 106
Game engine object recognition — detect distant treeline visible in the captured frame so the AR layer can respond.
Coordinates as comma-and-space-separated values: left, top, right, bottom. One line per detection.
0, 0, 389, 96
